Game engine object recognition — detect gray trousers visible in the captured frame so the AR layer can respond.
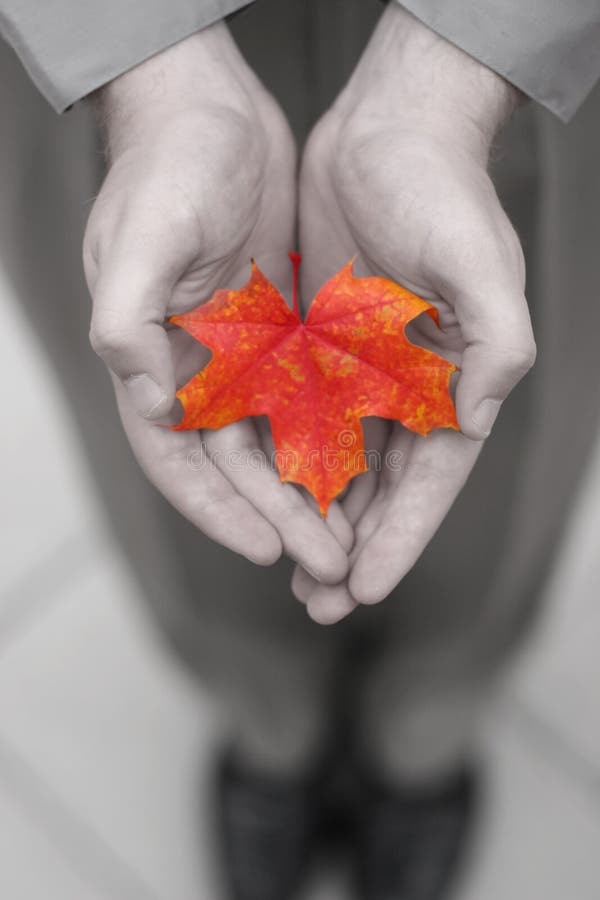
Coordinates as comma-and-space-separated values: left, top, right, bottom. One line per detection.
2, 0, 599, 782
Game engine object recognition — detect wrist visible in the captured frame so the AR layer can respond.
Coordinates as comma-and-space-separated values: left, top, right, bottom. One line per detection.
93, 22, 257, 162
334, 4, 521, 163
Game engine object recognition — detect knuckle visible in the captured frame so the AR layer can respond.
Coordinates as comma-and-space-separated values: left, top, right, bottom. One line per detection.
194, 489, 242, 520
89, 314, 137, 359
502, 340, 537, 378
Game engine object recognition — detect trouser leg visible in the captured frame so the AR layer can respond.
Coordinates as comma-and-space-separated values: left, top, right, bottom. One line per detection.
356, 647, 490, 784
351, 354, 536, 783
350, 385, 534, 785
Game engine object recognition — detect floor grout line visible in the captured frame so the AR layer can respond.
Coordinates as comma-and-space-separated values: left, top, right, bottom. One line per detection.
0, 731, 165, 900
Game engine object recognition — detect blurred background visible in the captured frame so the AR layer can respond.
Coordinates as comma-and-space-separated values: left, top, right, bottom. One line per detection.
2, 255, 600, 899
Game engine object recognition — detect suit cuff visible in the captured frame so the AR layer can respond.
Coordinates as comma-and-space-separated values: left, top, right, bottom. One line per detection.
0, 0, 254, 113
395, 0, 600, 121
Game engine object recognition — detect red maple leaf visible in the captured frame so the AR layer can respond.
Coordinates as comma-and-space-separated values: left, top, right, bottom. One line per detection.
171, 254, 458, 514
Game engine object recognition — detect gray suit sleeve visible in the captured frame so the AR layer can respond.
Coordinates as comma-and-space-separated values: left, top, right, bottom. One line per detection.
396, 0, 600, 121
0, 0, 253, 113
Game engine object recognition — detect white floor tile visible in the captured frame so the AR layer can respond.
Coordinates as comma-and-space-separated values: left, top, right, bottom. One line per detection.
452, 703, 600, 900
507, 423, 600, 767
0, 549, 226, 900
0, 270, 98, 606
0, 776, 107, 900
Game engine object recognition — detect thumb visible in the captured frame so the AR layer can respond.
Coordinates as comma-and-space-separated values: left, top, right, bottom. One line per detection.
455, 289, 536, 441
88, 257, 176, 419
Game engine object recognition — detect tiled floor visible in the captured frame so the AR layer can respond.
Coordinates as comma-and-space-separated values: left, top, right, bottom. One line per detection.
2, 265, 600, 900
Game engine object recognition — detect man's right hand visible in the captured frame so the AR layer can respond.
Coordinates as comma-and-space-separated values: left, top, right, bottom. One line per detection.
292, 5, 536, 621
83, 22, 351, 579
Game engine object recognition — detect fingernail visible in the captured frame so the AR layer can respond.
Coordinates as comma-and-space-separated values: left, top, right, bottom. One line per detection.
472, 399, 501, 437
124, 374, 167, 418
304, 565, 322, 582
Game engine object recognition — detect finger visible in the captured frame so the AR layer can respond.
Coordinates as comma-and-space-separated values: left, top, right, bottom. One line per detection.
342, 471, 378, 527
307, 583, 357, 625
115, 379, 282, 565
291, 560, 357, 625
291, 496, 359, 599
450, 239, 535, 439
304, 495, 354, 553
351, 488, 387, 556
257, 417, 354, 567
294, 491, 383, 620
456, 334, 536, 439
341, 417, 390, 525
203, 422, 349, 583
286, 480, 353, 603
88, 250, 176, 420
417, 193, 536, 441
294, 438, 393, 618
291, 564, 315, 604
297, 425, 409, 616
349, 429, 483, 605
346, 424, 413, 554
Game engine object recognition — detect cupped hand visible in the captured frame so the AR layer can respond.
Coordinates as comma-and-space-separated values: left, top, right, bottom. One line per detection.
293, 5, 536, 622
83, 22, 351, 578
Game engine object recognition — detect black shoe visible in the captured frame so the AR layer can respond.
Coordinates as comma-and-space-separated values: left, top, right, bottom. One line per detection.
356, 766, 478, 900
215, 751, 327, 900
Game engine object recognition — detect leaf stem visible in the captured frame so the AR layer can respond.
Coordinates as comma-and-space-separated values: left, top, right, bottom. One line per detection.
289, 251, 301, 319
